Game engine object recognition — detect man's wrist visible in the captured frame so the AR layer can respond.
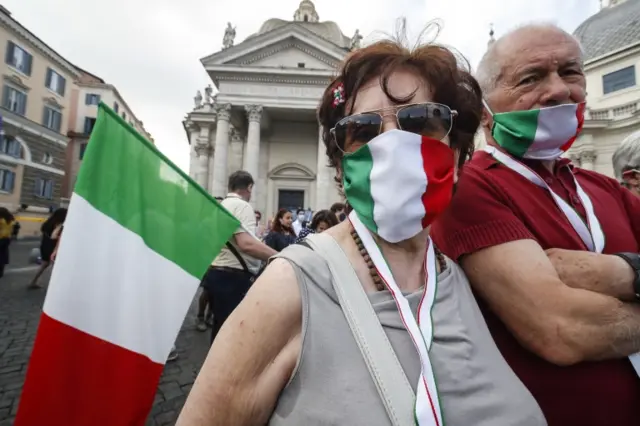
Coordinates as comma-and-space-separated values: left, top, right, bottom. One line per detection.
609, 254, 639, 302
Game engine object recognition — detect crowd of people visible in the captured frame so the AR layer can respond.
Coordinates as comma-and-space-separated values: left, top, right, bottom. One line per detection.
176, 20, 640, 426
6, 17, 640, 426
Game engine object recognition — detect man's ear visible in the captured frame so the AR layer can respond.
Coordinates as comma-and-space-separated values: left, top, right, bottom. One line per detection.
481, 107, 492, 128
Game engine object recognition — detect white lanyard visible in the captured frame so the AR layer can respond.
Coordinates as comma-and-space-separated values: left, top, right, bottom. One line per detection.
484, 146, 605, 253
350, 211, 443, 426
484, 147, 640, 377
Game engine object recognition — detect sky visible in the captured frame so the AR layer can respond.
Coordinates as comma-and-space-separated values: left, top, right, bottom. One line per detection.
8, 0, 600, 171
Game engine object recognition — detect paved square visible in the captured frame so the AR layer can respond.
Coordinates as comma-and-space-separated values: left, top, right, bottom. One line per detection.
0, 240, 212, 426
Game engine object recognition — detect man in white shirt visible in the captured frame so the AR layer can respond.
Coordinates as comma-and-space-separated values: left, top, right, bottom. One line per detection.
203, 171, 277, 342
292, 208, 306, 236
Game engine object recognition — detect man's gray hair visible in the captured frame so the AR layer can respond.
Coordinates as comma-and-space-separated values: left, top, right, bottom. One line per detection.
475, 22, 584, 99
612, 131, 640, 180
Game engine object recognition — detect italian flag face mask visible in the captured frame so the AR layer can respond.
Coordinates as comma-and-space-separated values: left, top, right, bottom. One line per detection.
341, 129, 455, 243
485, 101, 586, 160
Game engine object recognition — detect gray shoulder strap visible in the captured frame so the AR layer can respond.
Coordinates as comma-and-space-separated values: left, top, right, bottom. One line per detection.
305, 233, 416, 426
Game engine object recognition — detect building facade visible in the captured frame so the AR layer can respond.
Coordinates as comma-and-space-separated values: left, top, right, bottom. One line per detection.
474, 0, 640, 179
184, 0, 363, 218
63, 69, 153, 197
0, 5, 77, 236
568, 0, 640, 177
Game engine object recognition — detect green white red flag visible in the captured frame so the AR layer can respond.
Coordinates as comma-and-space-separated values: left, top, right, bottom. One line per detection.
15, 104, 239, 425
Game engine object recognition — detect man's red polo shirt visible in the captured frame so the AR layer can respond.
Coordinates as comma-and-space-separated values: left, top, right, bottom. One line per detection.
431, 150, 640, 426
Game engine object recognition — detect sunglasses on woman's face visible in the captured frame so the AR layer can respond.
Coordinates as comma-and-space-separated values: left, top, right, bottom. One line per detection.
330, 102, 457, 152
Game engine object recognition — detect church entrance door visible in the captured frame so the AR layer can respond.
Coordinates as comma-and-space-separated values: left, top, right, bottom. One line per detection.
278, 189, 304, 214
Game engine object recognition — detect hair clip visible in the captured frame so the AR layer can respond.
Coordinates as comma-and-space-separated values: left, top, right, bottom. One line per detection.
332, 83, 345, 108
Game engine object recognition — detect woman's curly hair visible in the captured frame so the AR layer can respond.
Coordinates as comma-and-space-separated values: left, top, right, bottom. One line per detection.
317, 24, 483, 190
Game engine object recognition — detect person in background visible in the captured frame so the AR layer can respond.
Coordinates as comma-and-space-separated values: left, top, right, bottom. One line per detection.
0, 208, 15, 279
11, 220, 20, 240
612, 130, 640, 197
330, 202, 346, 222
204, 171, 277, 343
432, 23, 640, 425
29, 208, 67, 289
295, 209, 339, 243
291, 208, 305, 236
264, 208, 297, 252
255, 210, 267, 239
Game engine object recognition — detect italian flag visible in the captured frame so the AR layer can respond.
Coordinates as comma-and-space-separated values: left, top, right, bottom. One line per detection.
342, 130, 454, 243
15, 104, 240, 426
492, 103, 586, 159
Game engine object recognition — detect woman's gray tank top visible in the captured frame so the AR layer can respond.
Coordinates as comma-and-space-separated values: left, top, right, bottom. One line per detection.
268, 243, 546, 426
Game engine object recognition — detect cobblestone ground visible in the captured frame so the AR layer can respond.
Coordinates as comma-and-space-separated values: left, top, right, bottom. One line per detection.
0, 240, 212, 426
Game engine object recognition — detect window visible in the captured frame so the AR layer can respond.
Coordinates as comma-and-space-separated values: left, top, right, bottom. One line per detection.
34, 178, 53, 199
0, 135, 21, 157
122, 112, 127, 120
0, 169, 15, 193
85, 93, 101, 105
113, 102, 119, 113
83, 117, 96, 134
45, 68, 66, 96
42, 106, 62, 132
5, 41, 32, 75
2, 85, 27, 115
297, 62, 305, 68
79, 143, 87, 160
42, 152, 53, 165
603, 66, 636, 94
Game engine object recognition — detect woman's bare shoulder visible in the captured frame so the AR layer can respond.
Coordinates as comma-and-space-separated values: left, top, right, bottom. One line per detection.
177, 258, 302, 425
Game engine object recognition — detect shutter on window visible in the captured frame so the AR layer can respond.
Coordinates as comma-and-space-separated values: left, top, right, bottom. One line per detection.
59, 77, 66, 97
7, 171, 15, 192
5, 41, 14, 64
45, 68, 52, 88
24, 52, 32, 76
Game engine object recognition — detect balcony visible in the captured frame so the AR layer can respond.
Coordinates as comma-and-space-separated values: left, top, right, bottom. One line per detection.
587, 101, 638, 120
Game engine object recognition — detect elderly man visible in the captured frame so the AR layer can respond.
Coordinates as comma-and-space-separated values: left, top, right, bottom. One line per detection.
613, 130, 640, 197
432, 24, 640, 426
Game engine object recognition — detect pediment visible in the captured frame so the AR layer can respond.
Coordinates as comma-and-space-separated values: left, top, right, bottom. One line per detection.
201, 23, 347, 69
230, 40, 337, 70
268, 162, 315, 180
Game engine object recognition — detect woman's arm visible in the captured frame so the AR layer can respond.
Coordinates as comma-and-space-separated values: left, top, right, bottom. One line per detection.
50, 235, 61, 262
176, 258, 302, 425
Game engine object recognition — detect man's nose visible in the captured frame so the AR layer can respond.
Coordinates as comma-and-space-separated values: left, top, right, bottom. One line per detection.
540, 73, 572, 107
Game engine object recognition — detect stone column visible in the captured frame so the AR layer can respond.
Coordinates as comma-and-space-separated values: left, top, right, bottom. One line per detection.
187, 123, 199, 179
194, 126, 211, 190
212, 103, 232, 197
244, 105, 262, 181
315, 125, 333, 210
580, 149, 597, 171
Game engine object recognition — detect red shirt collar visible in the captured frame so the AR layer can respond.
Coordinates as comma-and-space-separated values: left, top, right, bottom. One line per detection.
474, 148, 576, 176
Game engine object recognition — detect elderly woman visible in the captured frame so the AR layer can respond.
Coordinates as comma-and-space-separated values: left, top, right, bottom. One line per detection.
177, 29, 545, 426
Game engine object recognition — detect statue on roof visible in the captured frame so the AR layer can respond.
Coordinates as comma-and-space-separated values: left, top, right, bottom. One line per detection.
350, 29, 363, 50
487, 23, 495, 48
204, 85, 215, 104
222, 22, 236, 50
194, 90, 203, 109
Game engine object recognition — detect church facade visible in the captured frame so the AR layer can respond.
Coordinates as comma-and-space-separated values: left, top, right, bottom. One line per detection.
183, 1, 362, 217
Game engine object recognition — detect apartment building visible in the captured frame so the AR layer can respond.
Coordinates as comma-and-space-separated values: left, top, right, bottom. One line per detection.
0, 5, 77, 236
63, 69, 153, 197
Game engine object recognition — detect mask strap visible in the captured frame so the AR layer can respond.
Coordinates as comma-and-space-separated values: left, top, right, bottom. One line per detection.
482, 99, 494, 116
